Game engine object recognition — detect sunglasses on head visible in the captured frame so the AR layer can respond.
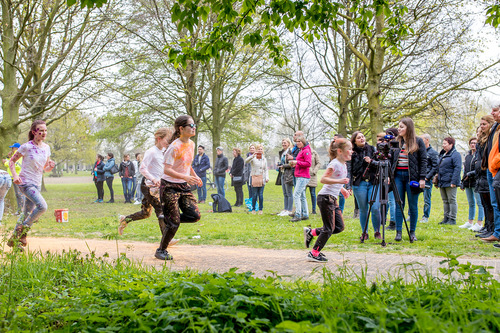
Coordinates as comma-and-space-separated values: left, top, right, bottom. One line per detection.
184, 123, 196, 128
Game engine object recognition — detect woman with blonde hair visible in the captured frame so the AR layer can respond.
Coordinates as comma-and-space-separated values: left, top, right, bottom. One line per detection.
245, 144, 269, 214
278, 137, 294, 216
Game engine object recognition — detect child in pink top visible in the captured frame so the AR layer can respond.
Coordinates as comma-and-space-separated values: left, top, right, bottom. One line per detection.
156, 115, 202, 260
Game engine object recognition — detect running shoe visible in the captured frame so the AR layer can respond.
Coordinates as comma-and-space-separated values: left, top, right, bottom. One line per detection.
303, 227, 313, 248
307, 251, 328, 263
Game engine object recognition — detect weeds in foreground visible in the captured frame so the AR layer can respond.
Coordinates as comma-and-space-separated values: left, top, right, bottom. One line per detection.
0, 249, 499, 332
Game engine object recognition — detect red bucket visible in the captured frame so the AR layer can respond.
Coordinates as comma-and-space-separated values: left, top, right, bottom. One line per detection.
54, 209, 69, 223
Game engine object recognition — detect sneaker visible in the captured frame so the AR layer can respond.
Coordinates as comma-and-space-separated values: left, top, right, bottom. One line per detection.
303, 227, 313, 248
258, 210, 263, 215
410, 232, 417, 241
469, 223, 483, 232
106, 200, 114, 203
395, 231, 402, 241
360, 233, 369, 241
493, 243, 500, 249
387, 220, 396, 231
290, 216, 302, 222
459, 222, 473, 229
118, 215, 128, 235
154, 248, 173, 260
169, 238, 180, 246
307, 251, 328, 263
251, 210, 256, 215
98, 199, 103, 203
447, 219, 457, 225
374, 231, 381, 239
301, 216, 309, 221
134, 200, 141, 205
439, 217, 449, 225
420, 217, 428, 223
277, 210, 287, 216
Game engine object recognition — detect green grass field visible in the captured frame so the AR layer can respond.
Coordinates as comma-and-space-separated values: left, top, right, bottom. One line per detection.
2, 170, 498, 258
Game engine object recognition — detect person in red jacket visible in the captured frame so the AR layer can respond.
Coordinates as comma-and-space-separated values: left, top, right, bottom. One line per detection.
289, 135, 312, 222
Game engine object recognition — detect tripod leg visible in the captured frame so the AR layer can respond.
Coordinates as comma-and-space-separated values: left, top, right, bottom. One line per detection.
390, 177, 413, 243
361, 182, 378, 243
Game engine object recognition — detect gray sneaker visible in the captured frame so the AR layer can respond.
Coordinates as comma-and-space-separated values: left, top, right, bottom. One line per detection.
155, 248, 173, 260
420, 217, 428, 223
307, 251, 328, 263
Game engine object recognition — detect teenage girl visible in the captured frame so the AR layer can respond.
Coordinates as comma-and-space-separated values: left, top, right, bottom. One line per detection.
303, 138, 352, 262
156, 115, 202, 260
8, 120, 55, 250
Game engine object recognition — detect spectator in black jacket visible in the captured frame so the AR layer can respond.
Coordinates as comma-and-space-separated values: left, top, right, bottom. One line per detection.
192, 145, 211, 203
230, 148, 245, 207
214, 147, 228, 198
459, 137, 484, 231
420, 134, 438, 223
390, 118, 427, 242
348, 131, 380, 240
92, 154, 105, 203
436, 137, 462, 226
474, 115, 495, 238
119, 154, 136, 203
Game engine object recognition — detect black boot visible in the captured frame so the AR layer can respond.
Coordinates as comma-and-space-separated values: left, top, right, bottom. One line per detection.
395, 231, 402, 241
387, 220, 396, 231
439, 216, 449, 224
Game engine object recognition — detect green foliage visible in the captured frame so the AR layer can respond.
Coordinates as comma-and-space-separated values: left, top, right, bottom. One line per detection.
486, 1, 500, 27
1, 249, 499, 331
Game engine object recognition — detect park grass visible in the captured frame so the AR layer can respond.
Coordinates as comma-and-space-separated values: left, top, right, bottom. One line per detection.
0, 248, 499, 332
1, 170, 498, 258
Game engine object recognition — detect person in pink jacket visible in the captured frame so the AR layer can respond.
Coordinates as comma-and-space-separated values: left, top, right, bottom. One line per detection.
289, 135, 312, 222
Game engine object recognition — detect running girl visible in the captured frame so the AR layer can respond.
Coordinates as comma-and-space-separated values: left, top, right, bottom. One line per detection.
8, 120, 55, 250
118, 127, 179, 257
156, 115, 202, 260
303, 138, 352, 262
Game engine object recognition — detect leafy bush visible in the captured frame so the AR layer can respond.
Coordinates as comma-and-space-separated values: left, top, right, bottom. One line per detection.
1, 250, 499, 332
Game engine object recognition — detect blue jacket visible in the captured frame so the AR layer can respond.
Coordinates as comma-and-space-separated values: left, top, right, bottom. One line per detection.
192, 153, 210, 178
103, 158, 115, 179
437, 147, 462, 188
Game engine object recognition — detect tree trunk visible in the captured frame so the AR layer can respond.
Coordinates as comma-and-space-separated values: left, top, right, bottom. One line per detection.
366, 14, 386, 142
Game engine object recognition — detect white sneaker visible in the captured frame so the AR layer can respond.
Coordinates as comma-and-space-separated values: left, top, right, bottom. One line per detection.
278, 210, 289, 216
134, 200, 141, 205
469, 223, 483, 232
420, 217, 428, 223
459, 222, 473, 229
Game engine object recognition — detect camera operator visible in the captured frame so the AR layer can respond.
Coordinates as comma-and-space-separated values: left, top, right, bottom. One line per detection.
349, 131, 380, 240
459, 137, 484, 231
390, 118, 427, 242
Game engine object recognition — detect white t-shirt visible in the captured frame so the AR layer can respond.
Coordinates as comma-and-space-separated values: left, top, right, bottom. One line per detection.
18, 141, 51, 187
318, 158, 347, 198
140, 145, 165, 187
162, 138, 195, 183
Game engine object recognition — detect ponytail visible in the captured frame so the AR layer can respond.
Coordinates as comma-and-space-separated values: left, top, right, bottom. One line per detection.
169, 115, 192, 144
329, 138, 351, 160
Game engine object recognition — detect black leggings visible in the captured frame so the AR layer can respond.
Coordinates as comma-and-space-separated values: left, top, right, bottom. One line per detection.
159, 180, 201, 250
480, 192, 494, 231
312, 194, 344, 252
106, 177, 114, 201
125, 178, 165, 234
234, 184, 243, 206
95, 180, 104, 200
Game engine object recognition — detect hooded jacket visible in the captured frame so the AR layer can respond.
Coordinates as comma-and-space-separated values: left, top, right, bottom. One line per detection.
294, 144, 312, 178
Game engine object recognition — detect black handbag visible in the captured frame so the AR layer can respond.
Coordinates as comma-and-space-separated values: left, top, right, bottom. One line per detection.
275, 169, 282, 186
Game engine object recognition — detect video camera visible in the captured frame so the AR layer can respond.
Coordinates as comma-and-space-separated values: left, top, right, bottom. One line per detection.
374, 135, 398, 161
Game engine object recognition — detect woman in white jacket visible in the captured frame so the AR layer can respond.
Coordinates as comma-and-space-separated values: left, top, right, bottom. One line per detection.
245, 144, 269, 214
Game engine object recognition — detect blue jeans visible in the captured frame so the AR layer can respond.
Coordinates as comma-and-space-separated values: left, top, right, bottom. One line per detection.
423, 180, 433, 218
353, 181, 380, 232
394, 170, 421, 232
252, 185, 265, 211
121, 177, 134, 201
197, 176, 207, 201
18, 184, 47, 227
487, 170, 500, 238
388, 191, 396, 222
247, 181, 253, 200
216, 176, 226, 197
13, 183, 25, 214
281, 174, 293, 211
339, 192, 345, 212
131, 176, 137, 199
308, 186, 317, 213
135, 177, 144, 202
465, 187, 484, 221
0, 174, 12, 221
293, 177, 309, 218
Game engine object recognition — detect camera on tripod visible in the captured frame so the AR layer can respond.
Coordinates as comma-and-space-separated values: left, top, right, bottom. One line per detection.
374, 135, 398, 161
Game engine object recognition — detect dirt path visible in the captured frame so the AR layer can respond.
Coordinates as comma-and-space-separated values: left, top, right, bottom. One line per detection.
6, 237, 500, 281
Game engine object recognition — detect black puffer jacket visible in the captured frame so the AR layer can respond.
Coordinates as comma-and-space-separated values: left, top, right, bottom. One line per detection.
474, 142, 489, 193
462, 150, 476, 188
348, 144, 376, 187
390, 137, 427, 185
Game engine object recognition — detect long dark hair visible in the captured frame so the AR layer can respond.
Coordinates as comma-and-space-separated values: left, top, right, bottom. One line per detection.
397, 118, 418, 153
169, 115, 193, 144
29, 120, 46, 141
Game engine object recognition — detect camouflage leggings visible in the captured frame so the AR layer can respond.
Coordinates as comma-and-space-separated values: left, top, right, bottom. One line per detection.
125, 178, 166, 234
159, 180, 201, 250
